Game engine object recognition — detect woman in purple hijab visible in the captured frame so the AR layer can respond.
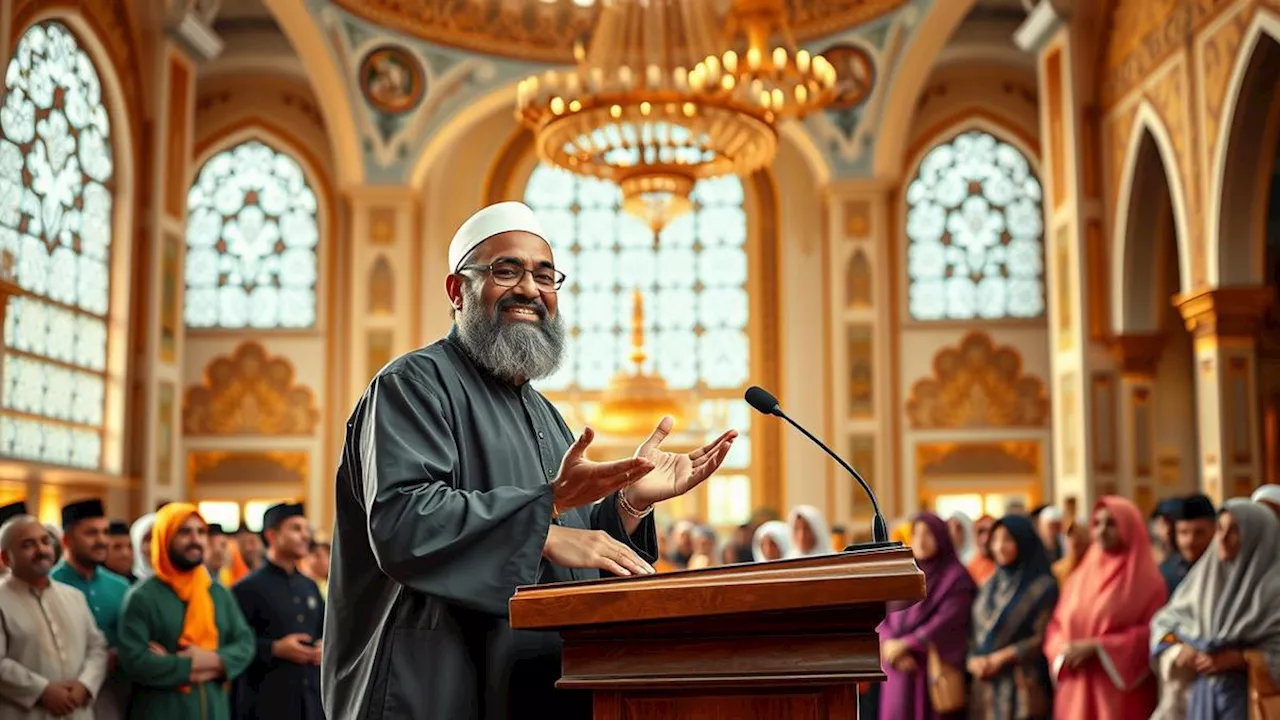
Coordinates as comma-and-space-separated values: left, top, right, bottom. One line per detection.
879, 512, 977, 720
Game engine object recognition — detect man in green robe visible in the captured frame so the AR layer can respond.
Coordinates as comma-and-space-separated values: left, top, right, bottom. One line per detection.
116, 503, 255, 719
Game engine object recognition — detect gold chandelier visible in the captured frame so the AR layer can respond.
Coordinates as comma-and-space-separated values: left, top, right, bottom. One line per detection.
590, 289, 688, 437
516, 0, 838, 228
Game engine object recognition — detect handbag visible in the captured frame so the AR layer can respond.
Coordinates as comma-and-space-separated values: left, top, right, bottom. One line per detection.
927, 645, 967, 714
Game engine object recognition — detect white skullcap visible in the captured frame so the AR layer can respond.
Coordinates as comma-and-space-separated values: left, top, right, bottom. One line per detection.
1252, 484, 1280, 505
447, 201, 548, 274
1039, 505, 1062, 522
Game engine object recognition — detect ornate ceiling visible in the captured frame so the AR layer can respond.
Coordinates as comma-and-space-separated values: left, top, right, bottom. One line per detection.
327, 0, 911, 64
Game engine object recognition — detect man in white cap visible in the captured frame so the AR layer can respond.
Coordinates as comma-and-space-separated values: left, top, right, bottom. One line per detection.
322, 201, 738, 720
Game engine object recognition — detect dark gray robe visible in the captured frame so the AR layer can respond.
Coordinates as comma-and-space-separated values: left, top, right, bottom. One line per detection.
321, 329, 657, 720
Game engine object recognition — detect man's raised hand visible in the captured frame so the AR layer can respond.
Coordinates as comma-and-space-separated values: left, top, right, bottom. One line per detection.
626, 417, 736, 508
551, 427, 654, 512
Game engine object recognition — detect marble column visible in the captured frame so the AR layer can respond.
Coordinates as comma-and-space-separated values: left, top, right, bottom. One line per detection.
1019, 2, 1117, 514
1177, 287, 1272, 503
823, 181, 895, 525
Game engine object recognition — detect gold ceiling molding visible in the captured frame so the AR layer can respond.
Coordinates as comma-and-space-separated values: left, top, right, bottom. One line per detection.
917, 441, 1041, 477
329, 0, 908, 65
183, 342, 321, 436
187, 451, 309, 487
906, 332, 1050, 430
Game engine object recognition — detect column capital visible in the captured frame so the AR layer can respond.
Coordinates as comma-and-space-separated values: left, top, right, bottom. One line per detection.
1175, 286, 1274, 341
1111, 333, 1165, 376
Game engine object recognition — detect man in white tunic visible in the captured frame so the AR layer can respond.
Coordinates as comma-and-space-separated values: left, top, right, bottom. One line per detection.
0, 515, 108, 719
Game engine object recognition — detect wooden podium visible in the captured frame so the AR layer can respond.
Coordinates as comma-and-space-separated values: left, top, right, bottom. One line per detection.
509, 547, 925, 719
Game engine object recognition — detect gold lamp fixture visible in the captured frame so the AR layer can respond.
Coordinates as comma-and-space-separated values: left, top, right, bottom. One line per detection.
516, 0, 837, 229
590, 289, 688, 437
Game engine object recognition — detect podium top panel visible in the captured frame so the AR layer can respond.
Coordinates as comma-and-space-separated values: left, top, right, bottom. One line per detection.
509, 545, 925, 632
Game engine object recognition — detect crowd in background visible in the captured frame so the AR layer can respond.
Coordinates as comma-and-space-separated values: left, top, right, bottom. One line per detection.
0, 499, 330, 719
655, 488, 1280, 720
8, 486, 1280, 720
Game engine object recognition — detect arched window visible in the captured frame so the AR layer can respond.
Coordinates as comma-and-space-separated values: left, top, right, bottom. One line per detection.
906, 130, 1045, 321
0, 22, 116, 469
524, 165, 754, 525
185, 139, 319, 329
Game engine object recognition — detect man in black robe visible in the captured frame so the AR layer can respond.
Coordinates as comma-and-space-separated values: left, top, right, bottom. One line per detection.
233, 502, 324, 720
321, 201, 737, 720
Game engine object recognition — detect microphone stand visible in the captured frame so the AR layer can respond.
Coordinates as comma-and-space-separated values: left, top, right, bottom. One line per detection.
774, 413, 900, 552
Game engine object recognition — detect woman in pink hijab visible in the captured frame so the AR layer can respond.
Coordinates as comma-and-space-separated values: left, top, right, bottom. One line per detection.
1044, 496, 1167, 719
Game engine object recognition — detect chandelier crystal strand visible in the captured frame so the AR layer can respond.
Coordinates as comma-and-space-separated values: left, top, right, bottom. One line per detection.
517, 0, 836, 229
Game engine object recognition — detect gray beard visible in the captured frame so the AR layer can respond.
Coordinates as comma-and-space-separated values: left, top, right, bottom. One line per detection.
455, 279, 566, 383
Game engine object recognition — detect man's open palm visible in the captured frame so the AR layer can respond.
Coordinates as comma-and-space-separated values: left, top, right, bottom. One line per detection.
628, 417, 737, 507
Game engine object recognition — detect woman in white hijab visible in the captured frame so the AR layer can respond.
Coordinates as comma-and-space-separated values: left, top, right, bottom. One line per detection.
130, 512, 157, 581
751, 520, 790, 561
946, 511, 977, 565
787, 505, 831, 557
1150, 499, 1280, 720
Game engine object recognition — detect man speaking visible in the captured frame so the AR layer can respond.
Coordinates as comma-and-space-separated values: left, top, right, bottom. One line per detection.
322, 201, 736, 720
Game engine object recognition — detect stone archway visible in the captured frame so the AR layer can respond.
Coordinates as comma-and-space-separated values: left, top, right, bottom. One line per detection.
1213, 19, 1280, 288
1114, 123, 1200, 495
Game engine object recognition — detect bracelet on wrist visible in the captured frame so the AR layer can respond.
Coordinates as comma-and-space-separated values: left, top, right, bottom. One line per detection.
617, 489, 653, 519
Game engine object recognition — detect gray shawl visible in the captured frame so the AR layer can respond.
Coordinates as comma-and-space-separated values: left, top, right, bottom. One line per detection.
1150, 498, 1280, 682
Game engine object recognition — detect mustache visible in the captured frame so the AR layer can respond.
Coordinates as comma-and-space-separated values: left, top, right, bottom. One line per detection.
33, 552, 52, 563
496, 295, 547, 320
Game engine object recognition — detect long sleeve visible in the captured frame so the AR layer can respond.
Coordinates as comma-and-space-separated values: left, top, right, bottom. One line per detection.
76, 595, 109, 697
216, 587, 256, 682
1095, 619, 1156, 690
1011, 604, 1054, 662
231, 581, 275, 669
903, 589, 972, 654
0, 608, 49, 709
360, 373, 554, 616
116, 586, 193, 688
592, 491, 657, 564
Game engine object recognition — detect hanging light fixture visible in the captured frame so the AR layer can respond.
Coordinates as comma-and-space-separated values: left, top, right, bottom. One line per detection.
516, 0, 837, 229
590, 289, 689, 437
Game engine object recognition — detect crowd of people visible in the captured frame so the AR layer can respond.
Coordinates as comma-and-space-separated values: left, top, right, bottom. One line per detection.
0, 498, 331, 719
650, 487, 1280, 720
6, 486, 1280, 720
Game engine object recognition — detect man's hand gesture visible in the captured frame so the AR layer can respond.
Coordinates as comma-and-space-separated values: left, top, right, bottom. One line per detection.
626, 417, 736, 509
551, 427, 654, 512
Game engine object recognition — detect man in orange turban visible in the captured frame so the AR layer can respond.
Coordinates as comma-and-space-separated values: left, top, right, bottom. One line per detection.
114, 503, 254, 719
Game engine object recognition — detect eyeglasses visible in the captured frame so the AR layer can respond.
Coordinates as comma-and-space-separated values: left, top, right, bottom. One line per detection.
459, 262, 566, 291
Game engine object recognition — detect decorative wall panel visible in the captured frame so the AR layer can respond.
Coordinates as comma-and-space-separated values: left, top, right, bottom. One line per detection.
848, 326, 873, 418
1091, 373, 1117, 472
183, 342, 320, 435
1056, 227, 1073, 351
907, 333, 1050, 429
846, 249, 872, 308
1046, 48, 1065, 209
164, 52, 191, 221
1060, 374, 1079, 475
369, 256, 394, 315
160, 234, 180, 364
188, 450, 309, 487
157, 382, 175, 488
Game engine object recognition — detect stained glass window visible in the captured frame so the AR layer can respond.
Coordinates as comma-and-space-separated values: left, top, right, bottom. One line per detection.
524, 165, 754, 525
185, 140, 319, 329
905, 130, 1045, 320
0, 22, 115, 469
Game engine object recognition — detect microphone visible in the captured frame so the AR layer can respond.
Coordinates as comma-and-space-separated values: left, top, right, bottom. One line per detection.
744, 385, 895, 550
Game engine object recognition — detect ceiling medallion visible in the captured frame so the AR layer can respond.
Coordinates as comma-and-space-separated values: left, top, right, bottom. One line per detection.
821, 43, 875, 111
359, 45, 426, 115
516, 0, 837, 229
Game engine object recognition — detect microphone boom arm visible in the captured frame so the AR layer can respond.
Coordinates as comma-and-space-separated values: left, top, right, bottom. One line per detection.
777, 413, 891, 545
